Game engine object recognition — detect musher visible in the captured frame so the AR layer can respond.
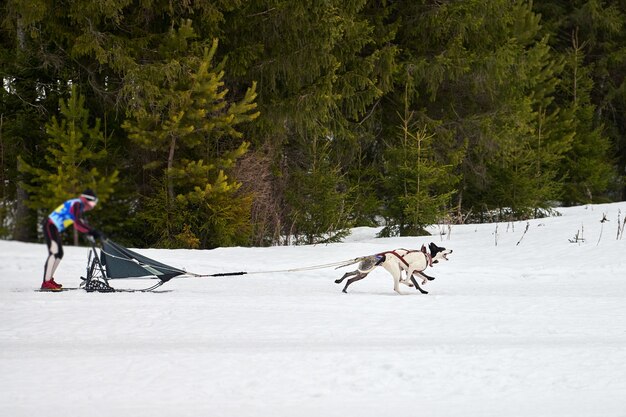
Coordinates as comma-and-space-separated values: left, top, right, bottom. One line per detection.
41, 189, 101, 290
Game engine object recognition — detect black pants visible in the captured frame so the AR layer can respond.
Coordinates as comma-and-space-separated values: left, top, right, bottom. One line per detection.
42, 219, 63, 281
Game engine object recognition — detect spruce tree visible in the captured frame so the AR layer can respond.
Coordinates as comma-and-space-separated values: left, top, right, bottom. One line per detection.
286, 136, 352, 245
0, 0, 68, 240
380, 83, 459, 236
534, 0, 621, 201
18, 85, 118, 220
559, 29, 613, 204
123, 32, 259, 248
221, 1, 396, 243
384, 0, 570, 219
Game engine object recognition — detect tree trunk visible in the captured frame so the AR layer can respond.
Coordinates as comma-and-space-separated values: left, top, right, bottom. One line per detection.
167, 135, 177, 204
13, 181, 37, 241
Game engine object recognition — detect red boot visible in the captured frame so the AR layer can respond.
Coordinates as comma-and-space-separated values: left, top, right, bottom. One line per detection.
50, 278, 63, 289
41, 280, 62, 291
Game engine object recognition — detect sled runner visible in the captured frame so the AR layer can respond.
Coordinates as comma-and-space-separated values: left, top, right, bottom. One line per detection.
35, 287, 172, 293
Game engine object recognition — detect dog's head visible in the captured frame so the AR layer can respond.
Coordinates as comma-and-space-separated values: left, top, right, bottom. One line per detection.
429, 242, 453, 264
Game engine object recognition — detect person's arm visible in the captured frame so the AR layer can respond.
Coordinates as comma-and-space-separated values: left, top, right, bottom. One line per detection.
70, 201, 93, 234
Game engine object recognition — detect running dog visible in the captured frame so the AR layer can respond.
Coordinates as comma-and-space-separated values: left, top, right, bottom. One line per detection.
335, 242, 453, 294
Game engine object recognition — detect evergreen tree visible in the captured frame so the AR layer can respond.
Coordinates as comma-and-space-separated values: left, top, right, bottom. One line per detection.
3, 0, 624, 247
18, 85, 118, 218
384, 0, 570, 219
380, 83, 460, 236
533, 0, 622, 201
2, 0, 249, 245
0, 0, 67, 240
221, 1, 396, 242
123, 33, 259, 248
559, 29, 613, 204
479, 36, 573, 218
286, 136, 353, 245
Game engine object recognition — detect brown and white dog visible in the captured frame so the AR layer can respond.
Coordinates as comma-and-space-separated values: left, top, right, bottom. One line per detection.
335, 242, 453, 294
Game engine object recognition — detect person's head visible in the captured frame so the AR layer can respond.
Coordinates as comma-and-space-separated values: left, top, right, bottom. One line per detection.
80, 189, 98, 211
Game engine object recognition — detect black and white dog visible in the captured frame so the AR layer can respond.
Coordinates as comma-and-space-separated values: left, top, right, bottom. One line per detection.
335, 242, 453, 294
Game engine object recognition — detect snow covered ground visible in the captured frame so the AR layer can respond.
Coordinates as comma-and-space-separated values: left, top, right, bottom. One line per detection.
2, 202, 626, 417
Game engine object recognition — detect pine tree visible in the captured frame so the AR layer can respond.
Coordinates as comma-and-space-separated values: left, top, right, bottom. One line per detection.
2, 0, 252, 245
286, 136, 353, 245
559, 29, 613, 204
385, 0, 570, 219
380, 82, 459, 236
5, 0, 623, 246
534, 0, 621, 201
18, 85, 118, 218
221, 1, 396, 243
0, 0, 68, 240
481, 36, 573, 218
123, 32, 259, 248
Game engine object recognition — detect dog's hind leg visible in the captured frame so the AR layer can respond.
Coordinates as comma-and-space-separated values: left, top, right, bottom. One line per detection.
391, 268, 406, 295
409, 275, 429, 294
380, 259, 407, 294
400, 271, 414, 287
335, 270, 358, 284
342, 272, 368, 293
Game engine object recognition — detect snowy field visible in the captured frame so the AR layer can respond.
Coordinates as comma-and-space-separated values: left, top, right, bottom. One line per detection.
2, 202, 626, 417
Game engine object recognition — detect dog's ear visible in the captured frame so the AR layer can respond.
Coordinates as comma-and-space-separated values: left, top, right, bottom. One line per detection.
429, 242, 438, 255
429, 242, 446, 257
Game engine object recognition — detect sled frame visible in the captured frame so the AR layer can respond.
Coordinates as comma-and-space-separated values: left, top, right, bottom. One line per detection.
81, 239, 116, 292
81, 238, 167, 293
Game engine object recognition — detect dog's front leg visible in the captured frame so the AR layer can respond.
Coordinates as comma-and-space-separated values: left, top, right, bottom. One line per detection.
409, 275, 429, 294
418, 271, 436, 281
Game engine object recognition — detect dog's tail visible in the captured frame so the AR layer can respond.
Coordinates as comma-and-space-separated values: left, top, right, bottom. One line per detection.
334, 256, 369, 270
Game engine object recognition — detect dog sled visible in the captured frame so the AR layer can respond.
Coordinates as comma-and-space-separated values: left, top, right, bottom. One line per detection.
79, 237, 360, 293
81, 237, 194, 292
80, 236, 363, 293
79, 237, 451, 294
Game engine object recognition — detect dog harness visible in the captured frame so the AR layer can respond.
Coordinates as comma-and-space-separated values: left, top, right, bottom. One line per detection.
378, 249, 433, 269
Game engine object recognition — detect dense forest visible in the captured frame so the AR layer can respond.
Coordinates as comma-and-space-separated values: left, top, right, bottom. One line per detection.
1, 0, 625, 248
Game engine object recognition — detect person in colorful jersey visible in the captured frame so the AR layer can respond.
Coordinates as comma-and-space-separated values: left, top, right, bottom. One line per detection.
41, 189, 101, 291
